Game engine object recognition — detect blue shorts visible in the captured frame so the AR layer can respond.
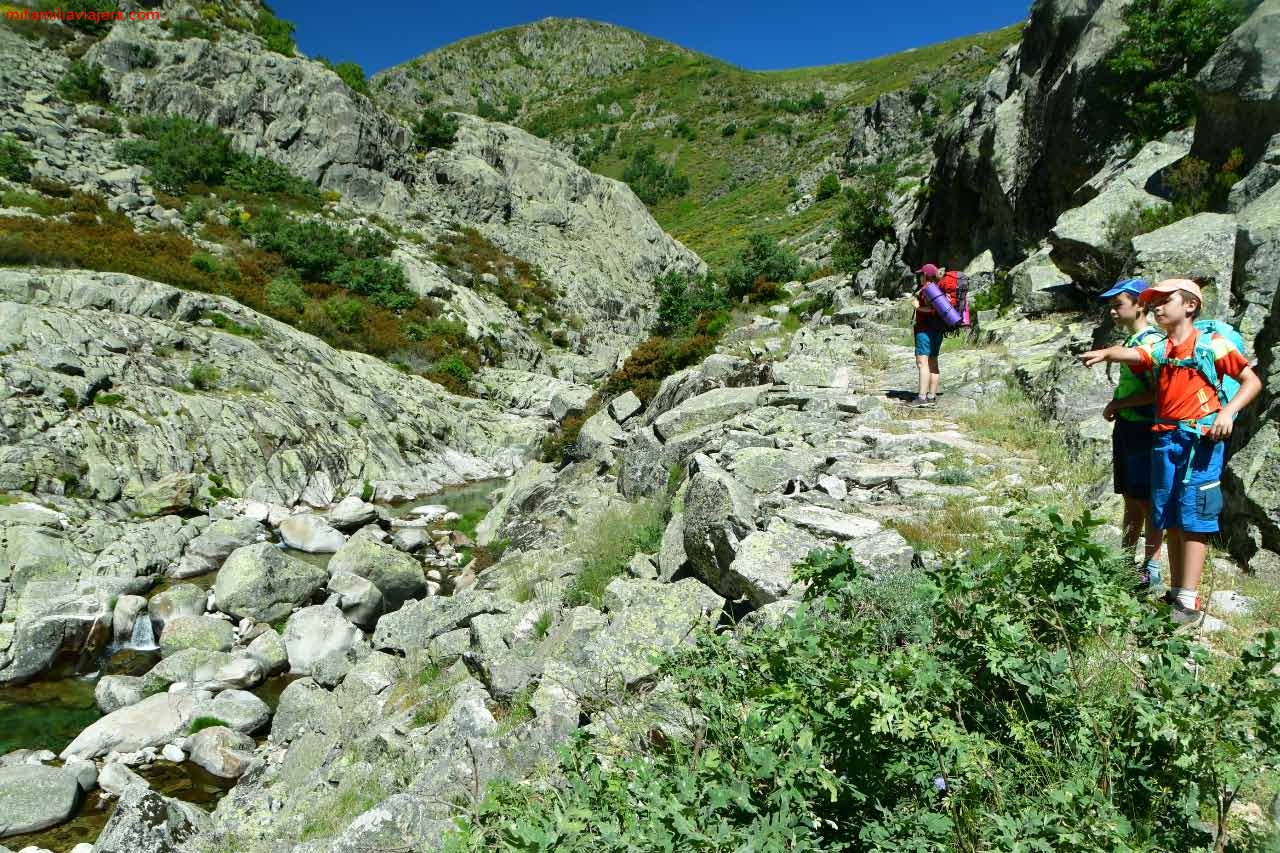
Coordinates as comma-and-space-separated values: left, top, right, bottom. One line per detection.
1150, 429, 1224, 533
914, 329, 943, 357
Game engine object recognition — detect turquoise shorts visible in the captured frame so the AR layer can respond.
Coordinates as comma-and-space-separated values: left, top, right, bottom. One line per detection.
1150, 429, 1224, 533
914, 329, 943, 357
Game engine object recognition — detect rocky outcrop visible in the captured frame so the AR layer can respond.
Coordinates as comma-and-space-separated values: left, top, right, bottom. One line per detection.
94, 783, 211, 853
1191, 0, 1280, 170
909, 0, 1132, 266
213, 543, 328, 623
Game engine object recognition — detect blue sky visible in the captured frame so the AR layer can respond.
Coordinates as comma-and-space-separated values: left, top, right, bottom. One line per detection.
271, 0, 1032, 75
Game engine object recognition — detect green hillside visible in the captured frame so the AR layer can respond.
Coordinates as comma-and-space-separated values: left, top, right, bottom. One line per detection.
373, 19, 1022, 268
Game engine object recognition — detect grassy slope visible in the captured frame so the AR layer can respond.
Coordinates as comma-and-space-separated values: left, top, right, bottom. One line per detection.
375, 20, 1021, 268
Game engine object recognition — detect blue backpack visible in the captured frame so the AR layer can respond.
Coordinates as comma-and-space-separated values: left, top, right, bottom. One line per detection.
1148, 319, 1249, 432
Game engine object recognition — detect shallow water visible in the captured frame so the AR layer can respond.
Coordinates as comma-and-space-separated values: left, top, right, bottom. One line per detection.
0, 677, 100, 755
0, 479, 505, 850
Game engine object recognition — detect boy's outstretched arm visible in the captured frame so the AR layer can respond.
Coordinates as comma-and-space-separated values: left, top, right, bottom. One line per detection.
1208, 365, 1263, 440
1080, 345, 1144, 368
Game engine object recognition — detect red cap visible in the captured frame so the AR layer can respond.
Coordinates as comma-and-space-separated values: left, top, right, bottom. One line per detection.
915, 263, 939, 278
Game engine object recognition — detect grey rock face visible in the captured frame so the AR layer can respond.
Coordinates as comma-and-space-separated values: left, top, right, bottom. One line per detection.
652, 385, 769, 442
1131, 213, 1239, 308
726, 520, 823, 606
1009, 248, 1077, 315
1193, 0, 1280, 168
909, 0, 1133, 265
0, 763, 81, 837
326, 571, 386, 627
198, 688, 271, 735
147, 584, 207, 635
93, 783, 211, 853
213, 542, 328, 623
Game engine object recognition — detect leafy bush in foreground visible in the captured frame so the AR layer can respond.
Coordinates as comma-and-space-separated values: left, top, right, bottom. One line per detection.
449, 509, 1280, 852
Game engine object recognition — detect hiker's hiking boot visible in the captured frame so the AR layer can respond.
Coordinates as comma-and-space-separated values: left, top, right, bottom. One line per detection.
1158, 590, 1204, 627
1169, 599, 1205, 627
907, 395, 934, 408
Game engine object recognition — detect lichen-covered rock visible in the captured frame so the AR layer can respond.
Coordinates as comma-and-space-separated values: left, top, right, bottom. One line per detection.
93, 783, 210, 853
328, 536, 425, 611
186, 726, 255, 779
327, 496, 380, 531
0, 763, 80, 837
61, 691, 198, 760
1131, 212, 1239, 309
158, 615, 234, 657
172, 518, 264, 579
278, 514, 347, 554
282, 605, 363, 676
213, 542, 328, 623
651, 385, 769, 441
682, 456, 756, 596
1009, 248, 1078, 315
245, 627, 289, 675
147, 584, 207, 635
725, 519, 824, 606
373, 591, 515, 654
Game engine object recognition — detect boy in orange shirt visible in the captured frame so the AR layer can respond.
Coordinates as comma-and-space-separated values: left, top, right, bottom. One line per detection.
1080, 279, 1261, 624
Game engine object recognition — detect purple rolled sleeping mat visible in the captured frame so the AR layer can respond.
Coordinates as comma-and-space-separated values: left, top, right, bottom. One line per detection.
921, 281, 962, 328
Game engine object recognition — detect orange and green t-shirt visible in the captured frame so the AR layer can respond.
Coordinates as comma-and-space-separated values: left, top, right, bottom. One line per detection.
1132, 331, 1249, 432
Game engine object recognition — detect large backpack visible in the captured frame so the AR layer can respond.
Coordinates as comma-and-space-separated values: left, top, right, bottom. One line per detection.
940, 270, 971, 328
1148, 318, 1249, 431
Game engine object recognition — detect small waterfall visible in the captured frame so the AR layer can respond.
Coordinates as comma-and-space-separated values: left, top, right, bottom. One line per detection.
126, 613, 158, 651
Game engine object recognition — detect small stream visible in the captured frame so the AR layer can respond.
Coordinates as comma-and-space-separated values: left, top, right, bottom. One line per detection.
0, 478, 505, 852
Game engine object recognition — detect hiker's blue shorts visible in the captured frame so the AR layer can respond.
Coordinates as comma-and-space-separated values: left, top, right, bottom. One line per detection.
914, 329, 943, 357
1150, 429, 1225, 533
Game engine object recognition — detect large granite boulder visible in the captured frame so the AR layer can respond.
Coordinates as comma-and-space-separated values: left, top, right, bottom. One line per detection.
172, 518, 264, 579
681, 456, 757, 599
158, 616, 234, 657
0, 763, 81, 837
327, 536, 425, 611
61, 691, 198, 760
213, 543, 328, 623
93, 783, 210, 853
282, 604, 363, 676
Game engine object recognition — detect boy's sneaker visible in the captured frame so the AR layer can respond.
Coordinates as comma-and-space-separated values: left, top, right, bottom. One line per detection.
907, 395, 933, 408
1169, 599, 1204, 627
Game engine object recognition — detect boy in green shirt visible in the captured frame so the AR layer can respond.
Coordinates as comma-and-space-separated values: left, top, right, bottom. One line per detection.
1096, 279, 1163, 590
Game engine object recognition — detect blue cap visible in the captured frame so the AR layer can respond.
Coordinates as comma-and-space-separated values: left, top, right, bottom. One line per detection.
1099, 277, 1148, 300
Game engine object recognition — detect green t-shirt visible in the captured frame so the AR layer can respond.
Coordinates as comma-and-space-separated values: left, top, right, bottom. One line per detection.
1114, 327, 1161, 422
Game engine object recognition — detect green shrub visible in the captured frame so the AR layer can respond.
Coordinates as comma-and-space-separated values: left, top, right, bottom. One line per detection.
188, 363, 221, 390
724, 232, 799, 299
831, 161, 897, 274
116, 115, 236, 194
93, 392, 124, 406
316, 58, 369, 96
242, 206, 394, 284
451, 510, 1280, 852
332, 257, 414, 309
321, 294, 367, 333
57, 60, 110, 104
436, 355, 473, 383
78, 113, 122, 135
814, 170, 841, 201
720, 122, 737, 137
1105, 0, 1249, 142
265, 270, 308, 314
622, 144, 690, 205
59, 0, 119, 34
253, 7, 296, 56
413, 109, 459, 151
29, 176, 73, 198
188, 715, 230, 734
168, 17, 219, 41
0, 135, 34, 182
225, 155, 320, 201
653, 270, 727, 336
564, 498, 665, 608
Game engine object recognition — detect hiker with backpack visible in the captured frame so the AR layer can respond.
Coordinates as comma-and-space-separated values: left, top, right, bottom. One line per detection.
909, 263, 968, 407
1081, 279, 1262, 625
1096, 278, 1165, 591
